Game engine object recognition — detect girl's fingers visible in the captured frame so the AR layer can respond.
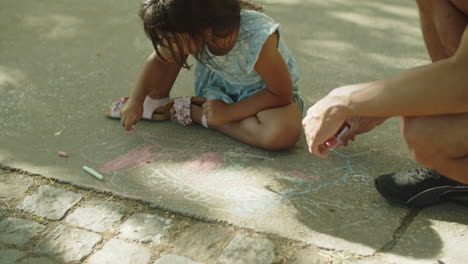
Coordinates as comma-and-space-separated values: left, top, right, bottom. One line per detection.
121, 116, 127, 128
124, 116, 135, 130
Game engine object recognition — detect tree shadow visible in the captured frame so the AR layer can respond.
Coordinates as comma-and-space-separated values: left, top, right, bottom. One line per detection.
0, 0, 461, 261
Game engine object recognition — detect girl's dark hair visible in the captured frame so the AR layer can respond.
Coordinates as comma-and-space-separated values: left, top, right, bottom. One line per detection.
139, 0, 263, 69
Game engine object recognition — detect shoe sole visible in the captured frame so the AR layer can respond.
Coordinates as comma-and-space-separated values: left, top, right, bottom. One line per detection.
104, 107, 170, 121
104, 96, 206, 121
406, 186, 468, 207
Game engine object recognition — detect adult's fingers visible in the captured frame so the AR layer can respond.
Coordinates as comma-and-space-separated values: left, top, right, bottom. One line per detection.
304, 131, 328, 158
312, 143, 329, 158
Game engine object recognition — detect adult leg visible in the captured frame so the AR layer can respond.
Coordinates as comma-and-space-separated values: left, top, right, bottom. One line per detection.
374, 114, 468, 207
402, 114, 468, 184
401, 0, 468, 170
190, 101, 302, 150
375, 1, 468, 208
416, 0, 468, 61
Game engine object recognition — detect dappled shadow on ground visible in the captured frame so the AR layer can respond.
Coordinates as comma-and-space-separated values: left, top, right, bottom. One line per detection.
260, 0, 428, 106
1, 0, 459, 260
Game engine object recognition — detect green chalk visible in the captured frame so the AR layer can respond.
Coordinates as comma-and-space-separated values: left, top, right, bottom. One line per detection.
82, 166, 104, 181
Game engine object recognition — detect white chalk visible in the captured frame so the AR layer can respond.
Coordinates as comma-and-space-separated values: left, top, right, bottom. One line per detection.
82, 166, 104, 181
336, 125, 350, 145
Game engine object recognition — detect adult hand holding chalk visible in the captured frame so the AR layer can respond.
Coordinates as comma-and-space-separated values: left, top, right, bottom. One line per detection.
324, 124, 350, 149
82, 166, 104, 181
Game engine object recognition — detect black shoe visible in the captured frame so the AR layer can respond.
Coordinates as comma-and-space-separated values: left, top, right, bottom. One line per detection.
374, 168, 468, 208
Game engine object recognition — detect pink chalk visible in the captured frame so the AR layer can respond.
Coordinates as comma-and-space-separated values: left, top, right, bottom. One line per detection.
324, 124, 350, 149
57, 151, 69, 157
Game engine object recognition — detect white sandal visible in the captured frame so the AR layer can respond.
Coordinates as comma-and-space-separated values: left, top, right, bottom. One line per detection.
105, 96, 170, 120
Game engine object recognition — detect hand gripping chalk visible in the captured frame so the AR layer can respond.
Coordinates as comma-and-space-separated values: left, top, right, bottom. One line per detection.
325, 124, 350, 148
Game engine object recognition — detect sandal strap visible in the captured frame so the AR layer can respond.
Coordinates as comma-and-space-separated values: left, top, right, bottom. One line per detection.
142, 97, 169, 119
174, 96, 192, 126
110, 96, 129, 118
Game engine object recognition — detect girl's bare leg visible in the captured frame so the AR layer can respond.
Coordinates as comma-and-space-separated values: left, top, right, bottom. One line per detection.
191, 101, 303, 150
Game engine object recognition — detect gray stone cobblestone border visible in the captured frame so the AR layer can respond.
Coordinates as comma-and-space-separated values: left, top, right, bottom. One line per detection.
1, 168, 375, 264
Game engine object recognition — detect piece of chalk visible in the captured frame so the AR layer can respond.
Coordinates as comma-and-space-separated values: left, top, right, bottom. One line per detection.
324, 124, 350, 149
57, 151, 69, 157
336, 125, 350, 145
82, 166, 104, 181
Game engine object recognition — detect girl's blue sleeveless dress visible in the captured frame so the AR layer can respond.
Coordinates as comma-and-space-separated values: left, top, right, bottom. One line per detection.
194, 9, 303, 113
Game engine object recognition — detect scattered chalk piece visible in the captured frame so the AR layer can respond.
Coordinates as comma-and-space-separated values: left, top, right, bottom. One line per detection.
82, 166, 104, 181
57, 151, 69, 157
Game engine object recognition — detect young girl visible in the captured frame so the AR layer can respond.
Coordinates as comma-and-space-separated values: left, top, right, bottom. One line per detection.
106, 0, 304, 150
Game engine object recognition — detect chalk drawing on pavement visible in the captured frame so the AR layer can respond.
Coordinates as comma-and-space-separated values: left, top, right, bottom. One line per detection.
80, 131, 373, 218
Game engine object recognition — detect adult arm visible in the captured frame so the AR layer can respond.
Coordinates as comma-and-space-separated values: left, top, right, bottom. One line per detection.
303, 26, 468, 158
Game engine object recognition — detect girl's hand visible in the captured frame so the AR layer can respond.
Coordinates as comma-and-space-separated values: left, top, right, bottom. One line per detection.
302, 96, 349, 158
120, 99, 143, 130
202, 100, 233, 127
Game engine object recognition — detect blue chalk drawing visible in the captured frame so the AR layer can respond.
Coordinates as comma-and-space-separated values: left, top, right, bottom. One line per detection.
329, 150, 373, 185
145, 149, 372, 218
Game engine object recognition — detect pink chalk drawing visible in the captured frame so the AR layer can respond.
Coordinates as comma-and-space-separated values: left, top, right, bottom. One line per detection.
78, 127, 375, 218
287, 172, 320, 183
105, 143, 125, 150
99, 146, 161, 173
182, 152, 225, 175
80, 131, 225, 175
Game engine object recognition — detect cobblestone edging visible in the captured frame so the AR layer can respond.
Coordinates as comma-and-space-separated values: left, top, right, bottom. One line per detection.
0, 168, 368, 264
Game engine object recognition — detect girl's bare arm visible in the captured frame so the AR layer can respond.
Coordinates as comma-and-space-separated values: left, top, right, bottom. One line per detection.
128, 51, 185, 105
121, 52, 185, 130
217, 33, 295, 122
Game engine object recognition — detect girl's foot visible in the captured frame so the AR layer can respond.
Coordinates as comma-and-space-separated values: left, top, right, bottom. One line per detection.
105, 96, 170, 120
164, 96, 206, 126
